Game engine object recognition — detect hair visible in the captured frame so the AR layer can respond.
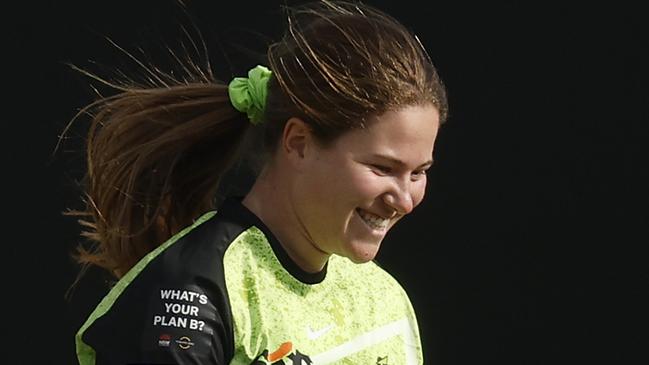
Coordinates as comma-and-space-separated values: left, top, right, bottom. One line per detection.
62, 0, 448, 280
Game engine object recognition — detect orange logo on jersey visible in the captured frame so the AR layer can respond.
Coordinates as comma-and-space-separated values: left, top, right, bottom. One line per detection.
250, 341, 313, 364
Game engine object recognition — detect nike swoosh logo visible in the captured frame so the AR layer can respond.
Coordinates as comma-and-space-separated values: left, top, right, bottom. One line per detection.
306, 324, 334, 340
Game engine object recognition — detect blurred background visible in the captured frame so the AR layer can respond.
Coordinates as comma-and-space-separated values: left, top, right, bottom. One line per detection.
4, 0, 647, 364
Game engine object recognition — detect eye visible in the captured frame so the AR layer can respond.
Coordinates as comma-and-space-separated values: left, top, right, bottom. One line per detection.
411, 169, 428, 180
370, 164, 392, 175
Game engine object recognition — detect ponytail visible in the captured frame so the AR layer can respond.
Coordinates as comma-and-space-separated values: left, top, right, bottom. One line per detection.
66, 78, 250, 278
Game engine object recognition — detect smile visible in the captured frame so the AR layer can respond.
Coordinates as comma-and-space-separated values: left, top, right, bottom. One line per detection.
356, 208, 390, 231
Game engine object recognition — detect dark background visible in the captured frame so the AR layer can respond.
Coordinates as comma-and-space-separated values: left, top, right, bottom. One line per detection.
4, 0, 647, 364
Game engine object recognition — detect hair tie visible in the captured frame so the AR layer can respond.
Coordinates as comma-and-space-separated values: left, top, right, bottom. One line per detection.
228, 65, 272, 125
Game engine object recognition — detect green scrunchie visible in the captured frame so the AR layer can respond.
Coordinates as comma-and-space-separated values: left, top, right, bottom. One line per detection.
228, 65, 272, 125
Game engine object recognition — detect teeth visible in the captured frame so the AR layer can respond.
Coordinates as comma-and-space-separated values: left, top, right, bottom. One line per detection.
357, 209, 389, 230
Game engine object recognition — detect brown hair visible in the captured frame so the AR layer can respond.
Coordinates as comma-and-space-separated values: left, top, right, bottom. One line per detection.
63, 0, 448, 279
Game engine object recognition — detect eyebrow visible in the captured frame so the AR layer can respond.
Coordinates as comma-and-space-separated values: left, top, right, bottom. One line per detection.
370, 154, 434, 169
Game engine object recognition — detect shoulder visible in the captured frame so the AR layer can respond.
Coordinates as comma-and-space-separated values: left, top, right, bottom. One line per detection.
333, 256, 410, 291
84, 207, 252, 319
76, 209, 252, 365
329, 257, 416, 310
325, 257, 423, 356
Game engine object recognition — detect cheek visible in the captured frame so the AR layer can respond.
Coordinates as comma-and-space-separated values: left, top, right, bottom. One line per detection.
411, 179, 427, 208
351, 172, 387, 198
308, 166, 378, 211
337, 163, 381, 194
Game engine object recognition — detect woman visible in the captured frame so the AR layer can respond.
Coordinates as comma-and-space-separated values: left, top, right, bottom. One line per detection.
69, 1, 448, 364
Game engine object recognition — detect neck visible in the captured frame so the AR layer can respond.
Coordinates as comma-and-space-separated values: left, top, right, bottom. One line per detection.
242, 167, 330, 273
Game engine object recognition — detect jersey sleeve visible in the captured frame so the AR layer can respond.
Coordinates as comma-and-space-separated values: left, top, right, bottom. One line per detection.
76, 213, 235, 365
77, 269, 233, 365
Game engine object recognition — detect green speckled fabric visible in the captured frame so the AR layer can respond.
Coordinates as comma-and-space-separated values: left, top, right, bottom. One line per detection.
224, 227, 423, 364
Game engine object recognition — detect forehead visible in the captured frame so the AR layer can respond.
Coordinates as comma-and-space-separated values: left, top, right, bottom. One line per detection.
332, 105, 440, 158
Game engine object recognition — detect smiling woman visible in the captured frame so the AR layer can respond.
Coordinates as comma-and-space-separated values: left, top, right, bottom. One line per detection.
64, 1, 448, 364
258, 105, 440, 270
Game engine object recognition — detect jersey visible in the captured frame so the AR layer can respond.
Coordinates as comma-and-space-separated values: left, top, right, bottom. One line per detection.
75, 197, 423, 365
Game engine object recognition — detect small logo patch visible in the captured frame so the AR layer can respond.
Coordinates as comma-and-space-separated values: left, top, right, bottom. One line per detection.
158, 334, 171, 347
306, 324, 334, 340
175, 336, 194, 350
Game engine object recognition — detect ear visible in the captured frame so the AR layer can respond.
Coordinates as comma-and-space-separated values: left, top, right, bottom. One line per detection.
281, 117, 314, 169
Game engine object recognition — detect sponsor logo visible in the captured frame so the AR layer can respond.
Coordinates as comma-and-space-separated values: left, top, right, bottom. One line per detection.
158, 334, 171, 347
251, 342, 313, 365
306, 324, 334, 340
175, 336, 194, 350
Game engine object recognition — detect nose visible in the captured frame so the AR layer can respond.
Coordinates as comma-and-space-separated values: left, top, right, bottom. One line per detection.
382, 178, 415, 215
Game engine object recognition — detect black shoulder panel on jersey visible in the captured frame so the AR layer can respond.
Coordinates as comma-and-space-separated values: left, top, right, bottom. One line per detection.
81, 198, 255, 365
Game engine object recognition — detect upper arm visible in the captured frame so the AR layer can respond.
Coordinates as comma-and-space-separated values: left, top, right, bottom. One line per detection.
79, 272, 233, 365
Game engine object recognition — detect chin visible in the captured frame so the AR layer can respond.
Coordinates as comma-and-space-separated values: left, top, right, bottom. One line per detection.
347, 255, 375, 264
344, 242, 381, 263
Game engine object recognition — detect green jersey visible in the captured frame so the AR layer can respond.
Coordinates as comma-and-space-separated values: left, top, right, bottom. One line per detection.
76, 198, 423, 364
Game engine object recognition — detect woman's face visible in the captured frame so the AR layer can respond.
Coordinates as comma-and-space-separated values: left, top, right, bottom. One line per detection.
293, 104, 440, 263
